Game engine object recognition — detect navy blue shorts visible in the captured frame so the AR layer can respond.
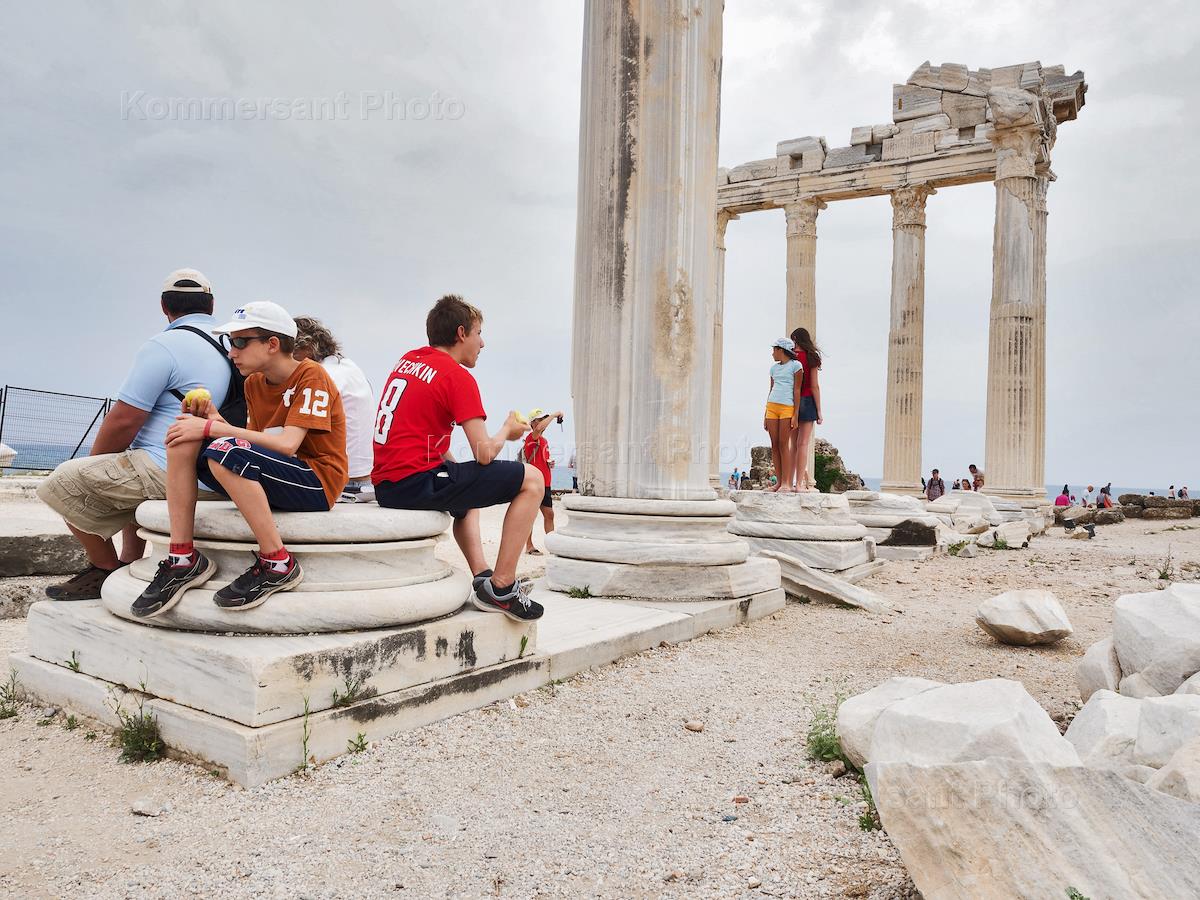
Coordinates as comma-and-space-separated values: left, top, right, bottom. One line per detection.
798, 395, 818, 422
375, 459, 525, 519
197, 438, 330, 512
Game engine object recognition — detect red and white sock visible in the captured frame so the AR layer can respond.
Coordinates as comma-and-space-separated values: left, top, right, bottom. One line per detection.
169, 542, 196, 567
259, 547, 293, 573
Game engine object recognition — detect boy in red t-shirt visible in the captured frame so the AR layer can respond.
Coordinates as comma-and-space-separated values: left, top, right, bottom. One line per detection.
372, 295, 545, 621
521, 410, 563, 555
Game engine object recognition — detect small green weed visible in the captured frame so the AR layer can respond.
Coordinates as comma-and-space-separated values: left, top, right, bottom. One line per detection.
347, 732, 368, 753
566, 586, 591, 599
518, 634, 529, 659
331, 673, 373, 708
63, 714, 78, 731
857, 780, 881, 831
947, 541, 967, 557
0, 670, 22, 719
84, 731, 97, 742
110, 695, 165, 763
1065, 889, 1090, 900
804, 688, 847, 764
296, 696, 313, 775
66, 651, 81, 673
1158, 548, 1176, 581
991, 537, 1010, 551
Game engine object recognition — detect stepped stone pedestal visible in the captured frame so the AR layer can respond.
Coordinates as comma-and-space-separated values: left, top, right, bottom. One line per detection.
11, 501, 535, 786
728, 491, 882, 577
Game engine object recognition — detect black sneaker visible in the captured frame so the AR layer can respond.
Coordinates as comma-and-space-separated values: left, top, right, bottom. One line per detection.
130, 553, 215, 618
472, 576, 544, 622
466, 569, 493, 606
213, 555, 304, 611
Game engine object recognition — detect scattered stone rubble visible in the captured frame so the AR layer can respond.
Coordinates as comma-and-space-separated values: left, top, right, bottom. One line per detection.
1119, 494, 1200, 521
975, 589, 1073, 646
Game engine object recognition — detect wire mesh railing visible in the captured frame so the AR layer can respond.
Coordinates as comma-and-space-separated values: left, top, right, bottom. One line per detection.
0, 386, 115, 471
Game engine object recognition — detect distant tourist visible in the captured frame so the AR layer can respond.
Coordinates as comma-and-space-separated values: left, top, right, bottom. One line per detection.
969, 464, 984, 491
764, 337, 802, 492
1169, 485, 1177, 499
521, 409, 563, 555
1055, 485, 1071, 507
1182, 486, 1191, 500
925, 468, 946, 502
38, 269, 235, 601
293, 316, 374, 489
1083, 484, 1095, 506
789, 327, 823, 492
569, 449, 577, 491
732, 467, 742, 486
739, 475, 752, 490
130, 301, 349, 617
961, 478, 973, 491
371, 294, 544, 622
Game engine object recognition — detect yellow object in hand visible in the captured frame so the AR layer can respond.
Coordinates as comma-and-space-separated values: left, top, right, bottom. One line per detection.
514, 410, 529, 426
183, 387, 211, 407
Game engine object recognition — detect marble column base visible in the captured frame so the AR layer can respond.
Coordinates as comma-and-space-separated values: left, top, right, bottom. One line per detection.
545, 555, 780, 601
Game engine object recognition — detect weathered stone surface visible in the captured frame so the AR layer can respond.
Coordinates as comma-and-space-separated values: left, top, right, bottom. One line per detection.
1135, 694, 1200, 768
1077, 637, 1122, 702
1118, 493, 1145, 506
988, 87, 1041, 129
867, 760, 1200, 900
892, 84, 942, 121
940, 92, 987, 127
821, 145, 869, 168
727, 520, 867, 542
544, 555, 781, 600
957, 542, 978, 558
813, 439, 865, 492
1094, 507, 1126, 525
975, 589, 1072, 646
927, 492, 1001, 525
849, 125, 873, 146
729, 490, 857, 525
1147, 737, 1200, 802
1143, 495, 1168, 508
1113, 584, 1200, 695
1055, 505, 1094, 525
545, 531, 747, 566
836, 676, 943, 769
869, 679, 1080, 767
727, 158, 778, 183
977, 520, 1031, 548
881, 132, 936, 161
878, 520, 939, 547
1122, 504, 1144, 518
0, 534, 87, 577
563, 494, 736, 518
1065, 689, 1142, 768
755, 549, 896, 616
136, 500, 450, 544
874, 545, 937, 561
902, 112, 952, 134
556, 509, 737, 544
1143, 506, 1191, 520
742, 536, 873, 572
775, 136, 825, 158
907, 61, 970, 93
870, 123, 898, 142
1120, 672, 1163, 699
1177, 671, 1200, 695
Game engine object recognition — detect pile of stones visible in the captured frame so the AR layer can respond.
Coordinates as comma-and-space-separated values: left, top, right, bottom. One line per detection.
1119, 494, 1199, 521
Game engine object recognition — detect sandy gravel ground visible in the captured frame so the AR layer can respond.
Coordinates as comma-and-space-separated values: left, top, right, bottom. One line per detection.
0, 512, 1196, 899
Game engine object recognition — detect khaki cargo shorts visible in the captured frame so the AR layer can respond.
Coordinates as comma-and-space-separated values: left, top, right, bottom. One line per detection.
37, 449, 218, 539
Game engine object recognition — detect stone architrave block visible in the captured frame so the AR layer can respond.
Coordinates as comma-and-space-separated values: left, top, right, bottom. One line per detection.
727, 158, 778, 183
871, 123, 898, 143
865, 760, 1200, 900
836, 676, 945, 769
868, 678, 1081, 768
1134, 694, 1200, 768
849, 125, 873, 146
882, 132, 936, 161
907, 61, 970, 93
962, 68, 992, 97
941, 93, 988, 127
892, 84, 942, 122
935, 129, 962, 151
973, 122, 994, 142
990, 62, 1041, 90
821, 145, 869, 168
776, 136, 825, 158
1064, 689, 1142, 768
1077, 637, 1123, 702
905, 113, 952, 134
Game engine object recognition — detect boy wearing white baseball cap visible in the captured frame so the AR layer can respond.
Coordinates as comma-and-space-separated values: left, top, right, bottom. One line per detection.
130, 300, 349, 618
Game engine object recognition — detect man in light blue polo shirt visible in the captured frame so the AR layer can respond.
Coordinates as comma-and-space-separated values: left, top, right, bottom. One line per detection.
38, 269, 233, 600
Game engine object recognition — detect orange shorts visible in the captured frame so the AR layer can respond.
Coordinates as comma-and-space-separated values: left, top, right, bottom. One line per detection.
764, 402, 794, 420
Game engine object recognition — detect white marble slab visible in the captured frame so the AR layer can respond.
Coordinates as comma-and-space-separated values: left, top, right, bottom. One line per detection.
545, 555, 780, 600
743, 537, 874, 572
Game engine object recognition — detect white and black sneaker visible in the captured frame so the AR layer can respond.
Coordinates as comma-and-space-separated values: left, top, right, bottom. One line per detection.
214, 555, 304, 611
472, 576, 544, 622
130, 553, 215, 618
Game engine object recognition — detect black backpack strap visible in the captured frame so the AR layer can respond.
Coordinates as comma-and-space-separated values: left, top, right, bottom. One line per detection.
169, 325, 234, 400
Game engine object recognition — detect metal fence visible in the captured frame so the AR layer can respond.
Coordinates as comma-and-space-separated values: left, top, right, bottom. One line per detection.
0, 386, 115, 471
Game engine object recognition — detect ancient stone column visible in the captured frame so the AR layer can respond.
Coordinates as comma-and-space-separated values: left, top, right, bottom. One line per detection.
709, 210, 737, 488
982, 125, 1047, 500
784, 198, 826, 333
570, 0, 722, 501
880, 184, 935, 495
551, 0, 781, 605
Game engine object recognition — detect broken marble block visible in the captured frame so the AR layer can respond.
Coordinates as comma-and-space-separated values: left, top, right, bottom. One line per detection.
1065, 689, 1142, 769
1077, 637, 1123, 702
1112, 584, 1200, 696
907, 61, 970, 93
727, 158, 778, 183
941, 92, 988, 127
975, 589, 1073, 646
836, 676, 944, 769
892, 84, 942, 122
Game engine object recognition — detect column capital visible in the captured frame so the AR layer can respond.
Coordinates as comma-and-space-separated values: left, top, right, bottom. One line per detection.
715, 209, 738, 248
1032, 175, 1050, 214
783, 197, 826, 238
989, 126, 1041, 180
890, 184, 936, 229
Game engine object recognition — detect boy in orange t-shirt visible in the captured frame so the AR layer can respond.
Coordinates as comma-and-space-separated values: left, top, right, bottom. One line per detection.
131, 301, 348, 618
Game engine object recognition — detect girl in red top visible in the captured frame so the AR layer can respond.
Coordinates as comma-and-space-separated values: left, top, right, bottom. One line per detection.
521, 410, 563, 554
789, 327, 824, 491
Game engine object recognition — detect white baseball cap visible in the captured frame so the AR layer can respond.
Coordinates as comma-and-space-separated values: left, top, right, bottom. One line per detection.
163, 268, 213, 294
212, 301, 298, 338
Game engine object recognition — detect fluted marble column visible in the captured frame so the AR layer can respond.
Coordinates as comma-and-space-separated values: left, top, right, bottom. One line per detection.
982, 126, 1047, 499
571, 0, 723, 500
784, 198, 826, 333
710, 210, 737, 488
880, 184, 935, 494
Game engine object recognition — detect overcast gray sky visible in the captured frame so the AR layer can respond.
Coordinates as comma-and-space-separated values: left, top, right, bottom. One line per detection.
2, 1, 1195, 489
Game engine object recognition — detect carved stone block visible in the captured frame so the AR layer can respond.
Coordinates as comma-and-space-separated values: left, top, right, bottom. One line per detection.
908, 61, 969, 93
905, 113, 952, 134
850, 125, 873, 146
822, 144, 870, 168
892, 84, 943, 122
871, 123, 899, 143
727, 158, 778, 183
882, 132, 936, 161
941, 93, 988, 127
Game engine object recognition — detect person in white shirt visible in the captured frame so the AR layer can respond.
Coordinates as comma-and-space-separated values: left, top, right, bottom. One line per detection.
293, 316, 375, 484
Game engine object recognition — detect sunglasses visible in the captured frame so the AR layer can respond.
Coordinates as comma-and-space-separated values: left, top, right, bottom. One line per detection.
228, 335, 273, 349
